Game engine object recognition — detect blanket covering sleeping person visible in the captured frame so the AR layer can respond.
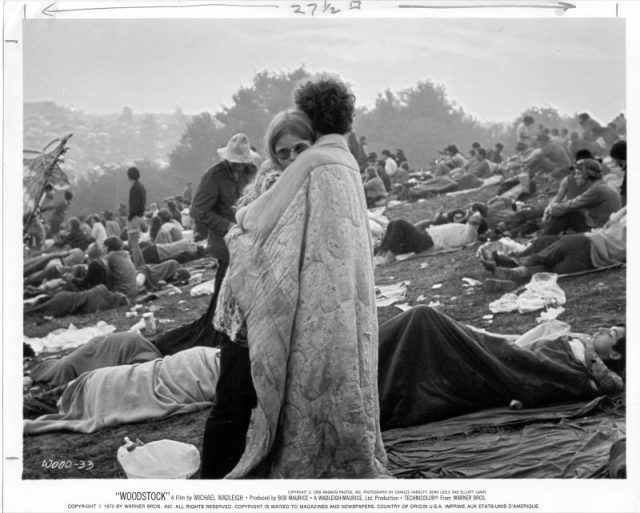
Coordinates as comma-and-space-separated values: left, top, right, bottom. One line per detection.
378, 306, 623, 430
29, 332, 162, 387
23, 346, 220, 434
223, 134, 388, 478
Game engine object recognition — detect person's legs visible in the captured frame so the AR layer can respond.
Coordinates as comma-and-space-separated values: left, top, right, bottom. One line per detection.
207, 231, 230, 267
515, 235, 562, 257
522, 234, 593, 274
200, 337, 257, 479
127, 216, 146, 269
380, 220, 434, 255
542, 212, 589, 235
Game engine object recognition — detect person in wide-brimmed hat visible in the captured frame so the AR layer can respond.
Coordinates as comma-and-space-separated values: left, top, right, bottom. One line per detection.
191, 133, 260, 264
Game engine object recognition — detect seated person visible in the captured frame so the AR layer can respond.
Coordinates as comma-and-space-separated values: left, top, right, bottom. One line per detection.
362, 166, 389, 208
167, 200, 183, 225
525, 133, 572, 179
545, 158, 621, 232
540, 149, 594, 235
62, 242, 108, 291
154, 208, 183, 244
58, 217, 91, 251
378, 211, 485, 265
435, 145, 467, 176
23, 284, 129, 317
181, 200, 193, 230
481, 206, 626, 282
374, 159, 392, 192
87, 214, 108, 246
379, 305, 624, 429
464, 148, 492, 178
103, 211, 122, 238
609, 139, 626, 207
104, 236, 138, 299
140, 239, 206, 264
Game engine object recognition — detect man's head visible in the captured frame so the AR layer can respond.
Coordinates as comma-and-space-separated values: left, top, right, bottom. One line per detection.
293, 74, 356, 135
63, 190, 73, 203
575, 158, 603, 185
127, 166, 141, 182
592, 326, 625, 376
610, 139, 626, 165
381, 150, 392, 158
578, 112, 591, 123
104, 236, 124, 252
536, 133, 550, 146
495, 143, 504, 151
446, 145, 459, 156
523, 115, 534, 126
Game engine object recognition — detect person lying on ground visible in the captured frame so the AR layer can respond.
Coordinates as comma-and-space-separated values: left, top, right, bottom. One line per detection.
104, 236, 138, 299
544, 158, 621, 232
23, 284, 129, 317
378, 210, 485, 266
23, 248, 86, 286
140, 239, 206, 264
480, 206, 626, 283
154, 207, 184, 244
136, 259, 191, 292
379, 305, 624, 430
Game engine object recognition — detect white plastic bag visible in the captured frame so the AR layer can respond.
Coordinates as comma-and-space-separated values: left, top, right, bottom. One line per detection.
117, 437, 200, 479
517, 273, 565, 313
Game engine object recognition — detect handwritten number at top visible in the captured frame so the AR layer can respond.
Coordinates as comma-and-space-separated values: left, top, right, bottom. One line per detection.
291, 0, 361, 16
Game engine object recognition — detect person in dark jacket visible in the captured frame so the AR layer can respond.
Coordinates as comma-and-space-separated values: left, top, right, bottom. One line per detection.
191, 133, 259, 265
126, 166, 146, 269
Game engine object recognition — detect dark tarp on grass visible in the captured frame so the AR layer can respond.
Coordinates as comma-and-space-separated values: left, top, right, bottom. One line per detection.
383, 395, 625, 478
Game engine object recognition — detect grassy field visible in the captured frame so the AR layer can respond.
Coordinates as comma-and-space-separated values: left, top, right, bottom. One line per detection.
22, 182, 626, 479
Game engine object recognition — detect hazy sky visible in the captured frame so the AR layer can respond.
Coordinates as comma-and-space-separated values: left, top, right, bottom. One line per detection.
23, 16, 626, 123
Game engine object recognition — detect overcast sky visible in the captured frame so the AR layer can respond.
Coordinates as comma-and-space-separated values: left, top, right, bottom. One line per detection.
23, 16, 626, 123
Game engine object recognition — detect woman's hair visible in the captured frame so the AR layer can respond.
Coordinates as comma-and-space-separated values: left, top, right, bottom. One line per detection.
576, 158, 603, 180
364, 166, 378, 178
476, 148, 487, 158
167, 200, 178, 211
263, 109, 316, 166
149, 216, 163, 241
86, 242, 106, 264
157, 208, 172, 224
68, 217, 81, 232
293, 75, 355, 135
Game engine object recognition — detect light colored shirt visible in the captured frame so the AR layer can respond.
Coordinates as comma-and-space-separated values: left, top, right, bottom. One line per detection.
385, 157, 398, 177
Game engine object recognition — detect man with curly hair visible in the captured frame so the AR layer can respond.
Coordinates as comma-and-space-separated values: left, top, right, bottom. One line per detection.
202, 75, 389, 479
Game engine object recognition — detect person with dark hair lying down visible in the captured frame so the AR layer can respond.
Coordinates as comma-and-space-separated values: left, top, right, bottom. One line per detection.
378, 305, 624, 430
140, 239, 205, 264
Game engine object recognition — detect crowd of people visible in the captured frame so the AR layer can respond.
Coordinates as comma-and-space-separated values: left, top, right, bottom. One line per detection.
23, 76, 627, 479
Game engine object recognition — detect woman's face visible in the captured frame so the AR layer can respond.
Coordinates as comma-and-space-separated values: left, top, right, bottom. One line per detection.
574, 167, 588, 186
591, 326, 625, 360
274, 133, 311, 169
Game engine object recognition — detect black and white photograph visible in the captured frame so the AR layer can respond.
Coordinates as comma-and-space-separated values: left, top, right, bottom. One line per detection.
3, 0, 638, 511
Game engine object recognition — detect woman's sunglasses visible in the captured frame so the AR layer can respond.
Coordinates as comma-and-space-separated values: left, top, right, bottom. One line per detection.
276, 142, 310, 161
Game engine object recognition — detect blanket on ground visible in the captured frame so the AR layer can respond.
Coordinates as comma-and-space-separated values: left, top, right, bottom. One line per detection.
29, 332, 162, 386
378, 306, 622, 430
23, 284, 126, 317
383, 395, 625, 478
23, 346, 220, 434
225, 134, 388, 478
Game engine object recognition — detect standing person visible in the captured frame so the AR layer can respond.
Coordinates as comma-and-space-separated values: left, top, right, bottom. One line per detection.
201, 108, 316, 479
191, 133, 259, 265
126, 166, 146, 269
381, 149, 398, 178
516, 115, 535, 146
182, 182, 193, 203
213, 75, 389, 479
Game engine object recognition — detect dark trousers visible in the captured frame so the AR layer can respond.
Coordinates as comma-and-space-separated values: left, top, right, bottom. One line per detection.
380, 219, 434, 255
542, 211, 589, 235
207, 230, 230, 267
522, 234, 593, 275
200, 337, 257, 479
